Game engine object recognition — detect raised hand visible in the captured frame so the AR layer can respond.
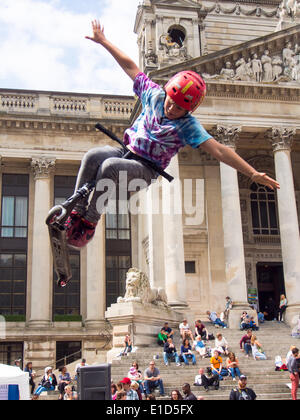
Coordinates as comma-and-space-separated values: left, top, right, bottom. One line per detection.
85, 20, 106, 45
251, 172, 280, 190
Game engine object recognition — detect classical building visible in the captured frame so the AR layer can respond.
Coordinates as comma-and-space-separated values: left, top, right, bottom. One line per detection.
1, 0, 300, 370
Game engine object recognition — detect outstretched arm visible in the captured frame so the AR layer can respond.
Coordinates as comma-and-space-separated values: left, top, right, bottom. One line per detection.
85, 20, 140, 81
201, 138, 280, 190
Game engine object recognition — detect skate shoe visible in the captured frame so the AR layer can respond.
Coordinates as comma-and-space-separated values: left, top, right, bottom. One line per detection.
67, 217, 97, 248
64, 210, 82, 240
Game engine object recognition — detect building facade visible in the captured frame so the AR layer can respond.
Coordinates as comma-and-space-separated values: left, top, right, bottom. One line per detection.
0, 0, 300, 369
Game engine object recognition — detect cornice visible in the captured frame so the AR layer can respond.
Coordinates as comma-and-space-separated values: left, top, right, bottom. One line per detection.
206, 81, 300, 101
0, 117, 130, 137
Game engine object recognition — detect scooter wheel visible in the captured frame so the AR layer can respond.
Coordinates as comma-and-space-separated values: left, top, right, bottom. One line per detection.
57, 274, 70, 288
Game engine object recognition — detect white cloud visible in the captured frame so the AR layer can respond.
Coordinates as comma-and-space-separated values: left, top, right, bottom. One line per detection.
0, 0, 141, 94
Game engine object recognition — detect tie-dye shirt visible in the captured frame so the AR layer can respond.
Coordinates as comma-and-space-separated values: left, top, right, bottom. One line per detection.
123, 72, 212, 170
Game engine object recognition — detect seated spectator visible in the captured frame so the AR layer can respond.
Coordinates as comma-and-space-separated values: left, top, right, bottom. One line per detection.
226, 352, 242, 381
194, 320, 209, 340
128, 361, 143, 382
111, 383, 117, 400
119, 334, 132, 356
277, 294, 288, 322
206, 311, 227, 328
224, 297, 233, 320
64, 384, 78, 400
157, 329, 168, 346
144, 361, 165, 397
240, 312, 251, 330
116, 390, 127, 400
170, 389, 183, 400
57, 366, 72, 400
240, 329, 253, 358
33, 367, 57, 399
179, 319, 194, 341
250, 335, 267, 360
182, 383, 197, 400
145, 394, 156, 400
74, 358, 88, 381
163, 338, 181, 366
257, 312, 265, 324
213, 333, 229, 356
161, 322, 174, 339
131, 381, 143, 400
292, 316, 300, 338
24, 362, 36, 396
120, 377, 139, 400
194, 367, 219, 391
181, 338, 196, 366
229, 375, 257, 400
128, 361, 143, 393
115, 381, 123, 395
210, 350, 228, 381
249, 316, 259, 331
193, 336, 207, 359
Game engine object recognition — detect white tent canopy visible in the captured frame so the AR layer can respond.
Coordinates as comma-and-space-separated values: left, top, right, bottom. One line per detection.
0, 364, 30, 400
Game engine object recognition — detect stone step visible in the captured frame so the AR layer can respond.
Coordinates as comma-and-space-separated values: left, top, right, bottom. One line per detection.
156, 392, 292, 401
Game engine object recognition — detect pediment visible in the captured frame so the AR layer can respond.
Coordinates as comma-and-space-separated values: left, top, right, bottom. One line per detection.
150, 23, 300, 100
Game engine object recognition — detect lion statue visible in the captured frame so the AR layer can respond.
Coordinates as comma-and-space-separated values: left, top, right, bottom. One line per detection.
117, 267, 168, 307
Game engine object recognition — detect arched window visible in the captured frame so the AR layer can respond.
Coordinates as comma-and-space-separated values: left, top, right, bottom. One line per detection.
167, 26, 186, 47
250, 183, 279, 235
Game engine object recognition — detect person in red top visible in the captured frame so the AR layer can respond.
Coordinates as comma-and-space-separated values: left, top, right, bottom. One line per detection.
240, 330, 253, 358
195, 320, 209, 340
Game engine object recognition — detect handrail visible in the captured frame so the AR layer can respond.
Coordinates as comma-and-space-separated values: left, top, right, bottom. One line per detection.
33, 324, 112, 378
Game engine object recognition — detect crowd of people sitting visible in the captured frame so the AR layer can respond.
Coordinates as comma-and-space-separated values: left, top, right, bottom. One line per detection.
111, 307, 273, 401
16, 294, 299, 401
27, 358, 89, 400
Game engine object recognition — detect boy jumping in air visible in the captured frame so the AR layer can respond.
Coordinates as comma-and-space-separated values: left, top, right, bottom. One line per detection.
65, 20, 280, 248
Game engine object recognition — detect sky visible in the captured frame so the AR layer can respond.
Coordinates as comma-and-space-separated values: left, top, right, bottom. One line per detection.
0, 0, 141, 95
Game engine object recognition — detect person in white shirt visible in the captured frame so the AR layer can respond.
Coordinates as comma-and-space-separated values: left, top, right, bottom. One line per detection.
75, 359, 89, 380
179, 319, 194, 341
213, 333, 229, 355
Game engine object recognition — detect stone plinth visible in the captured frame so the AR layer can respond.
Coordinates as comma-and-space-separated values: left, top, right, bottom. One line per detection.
228, 307, 258, 330
105, 302, 183, 363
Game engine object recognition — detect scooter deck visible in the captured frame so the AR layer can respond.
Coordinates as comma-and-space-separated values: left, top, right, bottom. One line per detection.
48, 223, 72, 287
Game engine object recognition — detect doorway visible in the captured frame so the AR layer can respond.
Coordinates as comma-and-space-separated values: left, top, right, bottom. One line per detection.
256, 262, 285, 318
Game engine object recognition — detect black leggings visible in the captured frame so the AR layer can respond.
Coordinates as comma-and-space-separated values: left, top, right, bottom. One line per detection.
277, 306, 287, 321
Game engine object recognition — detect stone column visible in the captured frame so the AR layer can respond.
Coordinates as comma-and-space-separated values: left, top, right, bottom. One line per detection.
266, 127, 300, 325
29, 157, 55, 328
162, 156, 188, 310
213, 126, 252, 327
146, 180, 165, 290
85, 216, 106, 330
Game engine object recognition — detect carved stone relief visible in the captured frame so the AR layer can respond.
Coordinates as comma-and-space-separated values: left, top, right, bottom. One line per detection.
199, 2, 279, 18
276, 0, 300, 31
203, 41, 300, 84
159, 33, 191, 64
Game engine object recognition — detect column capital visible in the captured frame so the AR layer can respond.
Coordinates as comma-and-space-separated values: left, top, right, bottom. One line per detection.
266, 127, 296, 152
31, 156, 56, 179
211, 125, 242, 149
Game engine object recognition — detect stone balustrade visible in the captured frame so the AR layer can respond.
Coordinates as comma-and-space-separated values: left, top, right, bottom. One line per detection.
0, 90, 135, 120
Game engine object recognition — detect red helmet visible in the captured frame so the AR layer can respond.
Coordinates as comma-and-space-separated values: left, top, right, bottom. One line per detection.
165, 71, 206, 112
